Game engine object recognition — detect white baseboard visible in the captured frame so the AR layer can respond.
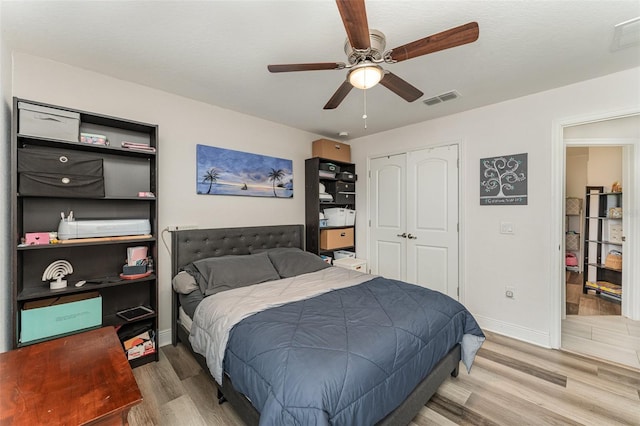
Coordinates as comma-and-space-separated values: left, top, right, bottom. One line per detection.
158, 328, 172, 348
475, 315, 551, 348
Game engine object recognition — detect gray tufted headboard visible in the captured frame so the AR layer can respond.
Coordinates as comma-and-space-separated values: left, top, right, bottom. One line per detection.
170, 224, 304, 344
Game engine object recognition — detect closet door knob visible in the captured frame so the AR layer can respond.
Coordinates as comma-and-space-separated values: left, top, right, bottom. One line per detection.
397, 233, 407, 238
407, 234, 417, 240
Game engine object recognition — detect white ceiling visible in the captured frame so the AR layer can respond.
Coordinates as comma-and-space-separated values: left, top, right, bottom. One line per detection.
2, 1, 640, 140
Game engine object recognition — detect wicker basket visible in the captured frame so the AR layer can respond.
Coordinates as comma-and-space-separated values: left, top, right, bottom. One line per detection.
566, 198, 582, 216
604, 253, 622, 270
565, 233, 580, 251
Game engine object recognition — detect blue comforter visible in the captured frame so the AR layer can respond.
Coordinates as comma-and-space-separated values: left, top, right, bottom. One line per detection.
224, 276, 484, 425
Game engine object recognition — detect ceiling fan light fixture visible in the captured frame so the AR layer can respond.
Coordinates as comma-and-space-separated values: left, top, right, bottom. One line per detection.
348, 63, 383, 89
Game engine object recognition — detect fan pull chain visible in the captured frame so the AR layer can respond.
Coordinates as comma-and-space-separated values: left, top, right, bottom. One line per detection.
363, 87, 368, 129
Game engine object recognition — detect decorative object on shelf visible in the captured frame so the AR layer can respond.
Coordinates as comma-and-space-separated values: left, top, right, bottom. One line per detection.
80, 132, 109, 145
196, 144, 293, 198
565, 252, 578, 267
480, 153, 527, 205
611, 181, 622, 192
24, 232, 50, 246
42, 260, 73, 290
608, 207, 622, 218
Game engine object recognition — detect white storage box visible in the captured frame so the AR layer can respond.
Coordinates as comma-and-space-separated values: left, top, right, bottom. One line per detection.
324, 208, 346, 226
345, 209, 356, 226
19, 102, 80, 142
333, 257, 366, 272
334, 250, 355, 260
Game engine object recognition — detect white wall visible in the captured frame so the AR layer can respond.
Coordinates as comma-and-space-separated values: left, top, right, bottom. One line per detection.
586, 147, 622, 191
351, 67, 640, 347
0, 6, 14, 352
8, 53, 321, 344
566, 148, 588, 199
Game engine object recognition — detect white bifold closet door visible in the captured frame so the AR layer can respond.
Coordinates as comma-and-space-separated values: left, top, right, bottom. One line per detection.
369, 145, 459, 299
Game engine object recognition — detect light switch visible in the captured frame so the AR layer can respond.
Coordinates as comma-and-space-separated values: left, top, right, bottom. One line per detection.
500, 222, 514, 234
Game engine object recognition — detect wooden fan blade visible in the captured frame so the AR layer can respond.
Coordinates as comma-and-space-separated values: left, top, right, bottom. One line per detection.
379, 72, 423, 102
336, 0, 370, 50
324, 80, 354, 110
268, 63, 345, 73
388, 22, 479, 63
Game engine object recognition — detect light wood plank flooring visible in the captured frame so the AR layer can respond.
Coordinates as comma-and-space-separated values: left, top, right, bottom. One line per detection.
128, 331, 640, 425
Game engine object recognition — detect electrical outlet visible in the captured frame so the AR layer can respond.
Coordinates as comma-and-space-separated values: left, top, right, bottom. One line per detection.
167, 225, 198, 232
505, 286, 515, 299
500, 221, 514, 234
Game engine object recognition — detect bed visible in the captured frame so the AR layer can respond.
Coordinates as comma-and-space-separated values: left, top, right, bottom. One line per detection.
171, 224, 484, 425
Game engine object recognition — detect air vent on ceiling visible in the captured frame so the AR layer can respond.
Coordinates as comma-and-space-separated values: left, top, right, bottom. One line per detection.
423, 90, 461, 106
612, 17, 640, 51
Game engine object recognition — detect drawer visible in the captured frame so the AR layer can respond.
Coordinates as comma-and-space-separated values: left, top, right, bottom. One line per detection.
18, 148, 104, 176
335, 181, 355, 193
320, 227, 354, 250
335, 192, 356, 204
19, 172, 105, 197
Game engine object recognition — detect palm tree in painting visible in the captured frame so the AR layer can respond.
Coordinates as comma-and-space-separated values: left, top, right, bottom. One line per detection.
203, 168, 220, 194
268, 168, 285, 197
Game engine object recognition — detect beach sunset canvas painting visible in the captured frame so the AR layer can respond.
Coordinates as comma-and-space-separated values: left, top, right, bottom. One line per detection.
196, 144, 293, 198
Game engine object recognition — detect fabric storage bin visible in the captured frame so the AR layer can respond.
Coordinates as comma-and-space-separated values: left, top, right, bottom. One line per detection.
335, 192, 356, 204
333, 258, 366, 272
565, 197, 582, 215
337, 171, 356, 182
21, 292, 102, 343
18, 102, 80, 142
565, 233, 580, 251
18, 148, 104, 176
312, 139, 351, 163
319, 162, 341, 174
334, 250, 355, 260
19, 173, 105, 197
18, 147, 105, 197
320, 227, 354, 250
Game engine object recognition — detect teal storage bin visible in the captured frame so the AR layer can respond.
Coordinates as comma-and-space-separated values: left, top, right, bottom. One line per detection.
21, 292, 102, 344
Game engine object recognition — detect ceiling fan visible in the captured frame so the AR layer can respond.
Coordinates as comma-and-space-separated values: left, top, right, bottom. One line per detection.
267, 0, 479, 110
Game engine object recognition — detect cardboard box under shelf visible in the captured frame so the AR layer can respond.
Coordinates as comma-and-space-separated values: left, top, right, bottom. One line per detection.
312, 139, 351, 163
21, 291, 102, 344
320, 227, 354, 250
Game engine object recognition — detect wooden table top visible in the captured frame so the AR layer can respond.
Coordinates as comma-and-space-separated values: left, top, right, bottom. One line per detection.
0, 327, 142, 425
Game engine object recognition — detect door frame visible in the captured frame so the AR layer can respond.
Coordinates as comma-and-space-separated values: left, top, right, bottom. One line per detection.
366, 141, 465, 301
550, 108, 640, 348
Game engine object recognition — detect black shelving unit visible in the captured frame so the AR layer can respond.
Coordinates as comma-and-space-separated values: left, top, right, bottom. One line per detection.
305, 157, 356, 256
11, 98, 159, 366
582, 186, 623, 301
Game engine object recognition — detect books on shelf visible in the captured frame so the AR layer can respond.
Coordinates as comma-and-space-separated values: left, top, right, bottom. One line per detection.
121, 141, 156, 153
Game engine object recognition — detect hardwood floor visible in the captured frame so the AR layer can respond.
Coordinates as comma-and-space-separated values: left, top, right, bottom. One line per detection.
562, 270, 640, 370
565, 271, 620, 316
128, 331, 640, 425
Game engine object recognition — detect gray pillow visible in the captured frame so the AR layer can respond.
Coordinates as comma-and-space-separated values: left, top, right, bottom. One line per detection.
172, 271, 199, 294
183, 252, 280, 296
265, 247, 331, 278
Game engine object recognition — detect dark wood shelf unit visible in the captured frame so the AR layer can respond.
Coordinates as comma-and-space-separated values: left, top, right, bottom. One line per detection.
17, 237, 156, 251
582, 186, 623, 300
11, 97, 159, 366
305, 157, 356, 256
